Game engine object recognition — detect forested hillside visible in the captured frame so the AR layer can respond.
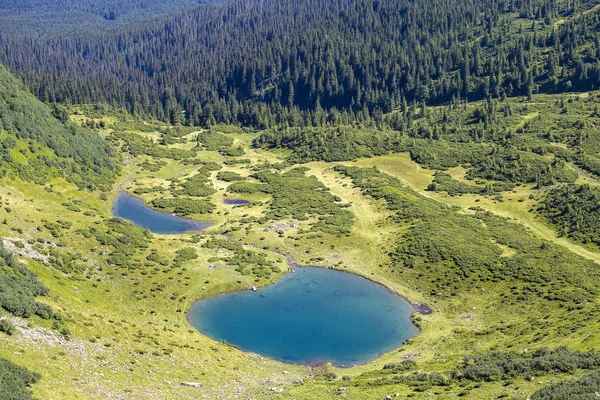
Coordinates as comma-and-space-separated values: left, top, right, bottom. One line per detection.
0, 65, 119, 190
255, 91, 600, 189
0, 0, 209, 37
1, 0, 600, 399
1, 0, 600, 126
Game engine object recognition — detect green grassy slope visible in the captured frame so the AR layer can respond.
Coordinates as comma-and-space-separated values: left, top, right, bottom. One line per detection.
0, 64, 120, 190
1, 88, 600, 399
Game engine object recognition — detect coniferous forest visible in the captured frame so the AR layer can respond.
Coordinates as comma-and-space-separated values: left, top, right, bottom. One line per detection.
2, 0, 600, 399
2, 0, 600, 127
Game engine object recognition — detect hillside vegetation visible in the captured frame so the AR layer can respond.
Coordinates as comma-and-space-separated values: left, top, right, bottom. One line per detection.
0, 0, 600, 399
2, 0, 600, 127
0, 92, 596, 398
0, 0, 210, 36
539, 184, 600, 247
0, 358, 40, 400
0, 65, 120, 190
256, 92, 600, 192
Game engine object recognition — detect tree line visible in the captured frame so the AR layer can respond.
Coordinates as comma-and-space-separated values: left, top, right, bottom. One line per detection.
1, 0, 600, 127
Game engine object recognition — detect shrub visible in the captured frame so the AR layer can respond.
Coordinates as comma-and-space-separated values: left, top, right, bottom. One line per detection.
0, 358, 41, 400
0, 319, 15, 335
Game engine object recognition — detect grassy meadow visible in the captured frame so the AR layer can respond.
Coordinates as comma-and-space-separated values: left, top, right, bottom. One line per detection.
2, 93, 600, 399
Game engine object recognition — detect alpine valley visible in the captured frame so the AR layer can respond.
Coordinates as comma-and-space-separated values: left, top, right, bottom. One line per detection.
1, 0, 600, 399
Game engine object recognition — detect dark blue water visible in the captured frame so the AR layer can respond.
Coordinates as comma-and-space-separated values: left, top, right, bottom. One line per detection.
223, 199, 249, 205
113, 192, 211, 234
188, 267, 418, 366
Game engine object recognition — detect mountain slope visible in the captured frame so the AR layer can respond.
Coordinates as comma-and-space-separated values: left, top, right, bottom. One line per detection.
1, 0, 600, 126
0, 0, 211, 37
0, 64, 120, 190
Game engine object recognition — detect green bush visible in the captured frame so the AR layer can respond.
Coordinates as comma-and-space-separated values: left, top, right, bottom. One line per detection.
82, 218, 152, 269
151, 198, 215, 216
196, 130, 234, 151
176, 168, 216, 197
228, 167, 354, 235
112, 131, 195, 160
383, 360, 417, 371
427, 172, 515, 196
452, 347, 600, 382
174, 247, 198, 264
203, 239, 274, 279
530, 370, 600, 399
217, 171, 245, 182
0, 319, 15, 335
0, 242, 53, 319
538, 184, 600, 247
0, 358, 40, 400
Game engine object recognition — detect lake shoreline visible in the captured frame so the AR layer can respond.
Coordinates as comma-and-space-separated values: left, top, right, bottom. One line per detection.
113, 190, 212, 234
186, 251, 431, 368
112, 192, 431, 367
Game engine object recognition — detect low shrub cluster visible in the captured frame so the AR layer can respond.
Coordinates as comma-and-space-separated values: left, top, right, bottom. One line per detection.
0, 358, 40, 400
453, 347, 600, 382
228, 167, 353, 235
0, 243, 52, 319
204, 238, 279, 279
81, 218, 151, 269
427, 172, 515, 195
538, 184, 600, 247
151, 198, 215, 216
112, 131, 195, 160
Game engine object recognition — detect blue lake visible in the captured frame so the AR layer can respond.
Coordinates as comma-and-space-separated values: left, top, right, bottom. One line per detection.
188, 267, 418, 366
113, 192, 211, 234
223, 198, 249, 205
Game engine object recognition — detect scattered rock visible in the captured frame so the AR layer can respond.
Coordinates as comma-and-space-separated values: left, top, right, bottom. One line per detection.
3, 237, 55, 263
413, 304, 432, 315
180, 382, 203, 388
271, 387, 284, 393
401, 353, 420, 360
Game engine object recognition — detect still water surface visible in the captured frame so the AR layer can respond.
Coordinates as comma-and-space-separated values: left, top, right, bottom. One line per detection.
113, 192, 210, 234
188, 266, 418, 366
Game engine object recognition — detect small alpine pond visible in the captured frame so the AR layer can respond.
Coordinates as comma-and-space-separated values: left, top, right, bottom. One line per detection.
113, 191, 211, 234
188, 266, 419, 366
223, 198, 249, 205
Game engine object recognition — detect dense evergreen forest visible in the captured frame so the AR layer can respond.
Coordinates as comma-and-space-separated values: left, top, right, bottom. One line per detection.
2, 0, 600, 127
0, 0, 210, 37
